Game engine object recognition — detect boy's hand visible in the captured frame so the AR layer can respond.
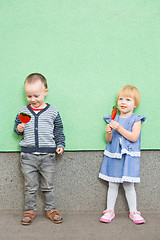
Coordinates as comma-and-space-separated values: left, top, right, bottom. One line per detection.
17, 124, 25, 133
56, 147, 64, 155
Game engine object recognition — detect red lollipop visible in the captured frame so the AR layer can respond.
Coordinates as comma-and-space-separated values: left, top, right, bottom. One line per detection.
111, 105, 118, 120
19, 112, 31, 124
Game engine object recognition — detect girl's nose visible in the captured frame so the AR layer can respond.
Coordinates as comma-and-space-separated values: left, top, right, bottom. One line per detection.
121, 100, 126, 105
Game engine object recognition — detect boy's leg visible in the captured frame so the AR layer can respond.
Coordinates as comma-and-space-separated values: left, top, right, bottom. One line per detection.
21, 153, 39, 211
39, 153, 56, 211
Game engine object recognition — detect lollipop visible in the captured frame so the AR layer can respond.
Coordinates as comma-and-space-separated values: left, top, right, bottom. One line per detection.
111, 105, 118, 120
19, 112, 31, 124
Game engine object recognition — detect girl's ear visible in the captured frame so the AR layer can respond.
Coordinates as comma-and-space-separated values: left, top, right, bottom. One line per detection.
133, 99, 137, 109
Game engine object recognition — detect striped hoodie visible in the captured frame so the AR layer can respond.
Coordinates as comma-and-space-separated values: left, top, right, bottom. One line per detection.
14, 104, 65, 153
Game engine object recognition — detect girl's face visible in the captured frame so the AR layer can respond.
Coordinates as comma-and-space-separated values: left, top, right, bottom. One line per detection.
118, 96, 136, 117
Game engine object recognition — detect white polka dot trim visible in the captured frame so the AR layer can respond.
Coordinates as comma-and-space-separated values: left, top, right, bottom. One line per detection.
104, 149, 141, 158
99, 173, 140, 183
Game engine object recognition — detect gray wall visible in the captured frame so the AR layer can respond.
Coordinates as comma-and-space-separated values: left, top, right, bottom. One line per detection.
0, 151, 159, 212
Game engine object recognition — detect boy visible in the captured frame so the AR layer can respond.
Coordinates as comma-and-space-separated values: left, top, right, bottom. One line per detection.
14, 73, 65, 225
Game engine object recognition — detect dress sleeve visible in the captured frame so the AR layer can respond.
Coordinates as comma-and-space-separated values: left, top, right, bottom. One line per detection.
104, 115, 111, 123
135, 115, 146, 124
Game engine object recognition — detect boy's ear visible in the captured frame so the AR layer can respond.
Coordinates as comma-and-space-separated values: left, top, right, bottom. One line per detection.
45, 88, 49, 96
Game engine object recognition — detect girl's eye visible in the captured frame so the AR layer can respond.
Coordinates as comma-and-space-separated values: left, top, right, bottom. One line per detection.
126, 98, 131, 101
119, 98, 123, 100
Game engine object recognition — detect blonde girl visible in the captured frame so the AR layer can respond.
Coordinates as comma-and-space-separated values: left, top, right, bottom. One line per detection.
99, 85, 146, 224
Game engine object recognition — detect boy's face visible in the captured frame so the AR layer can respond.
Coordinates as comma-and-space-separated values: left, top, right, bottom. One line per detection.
25, 80, 49, 109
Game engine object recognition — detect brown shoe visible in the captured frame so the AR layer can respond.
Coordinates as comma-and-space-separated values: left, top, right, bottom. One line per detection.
45, 209, 62, 224
21, 210, 36, 225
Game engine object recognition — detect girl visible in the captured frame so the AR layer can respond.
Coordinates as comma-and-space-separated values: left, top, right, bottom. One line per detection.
99, 85, 146, 224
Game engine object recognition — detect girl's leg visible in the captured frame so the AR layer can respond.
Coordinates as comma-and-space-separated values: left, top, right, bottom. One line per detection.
123, 182, 145, 224
100, 182, 119, 223
107, 182, 120, 210
122, 182, 137, 212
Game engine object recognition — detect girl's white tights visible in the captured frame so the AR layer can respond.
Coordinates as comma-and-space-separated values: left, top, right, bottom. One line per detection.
107, 182, 137, 212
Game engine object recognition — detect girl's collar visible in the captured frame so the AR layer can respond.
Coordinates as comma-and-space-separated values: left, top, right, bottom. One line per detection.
119, 113, 134, 119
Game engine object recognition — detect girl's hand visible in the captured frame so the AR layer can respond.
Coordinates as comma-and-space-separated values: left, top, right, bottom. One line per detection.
105, 124, 113, 142
109, 121, 120, 131
106, 124, 112, 134
56, 147, 64, 155
109, 120, 141, 142
17, 124, 25, 133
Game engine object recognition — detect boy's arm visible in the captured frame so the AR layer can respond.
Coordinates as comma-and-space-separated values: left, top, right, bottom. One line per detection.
14, 114, 24, 135
53, 112, 65, 149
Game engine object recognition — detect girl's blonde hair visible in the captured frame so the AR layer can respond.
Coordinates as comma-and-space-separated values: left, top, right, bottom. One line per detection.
117, 85, 141, 107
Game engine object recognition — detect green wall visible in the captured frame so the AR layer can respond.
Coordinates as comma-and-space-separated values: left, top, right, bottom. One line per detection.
0, 0, 160, 151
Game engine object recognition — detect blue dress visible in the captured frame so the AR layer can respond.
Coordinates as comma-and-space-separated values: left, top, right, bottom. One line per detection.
99, 114, 146, 183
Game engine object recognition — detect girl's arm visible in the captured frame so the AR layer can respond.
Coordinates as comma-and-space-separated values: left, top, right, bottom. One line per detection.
109, 120, 141, 142
105, 124, 113, 142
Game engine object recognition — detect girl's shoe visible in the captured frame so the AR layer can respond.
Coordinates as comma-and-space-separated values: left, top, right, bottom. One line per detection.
100, 209, 115, 223
129, 211, 145, 224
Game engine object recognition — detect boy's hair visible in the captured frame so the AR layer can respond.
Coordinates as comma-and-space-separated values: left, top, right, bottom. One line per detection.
25, 73, 48, 89
117, 85, 141, 107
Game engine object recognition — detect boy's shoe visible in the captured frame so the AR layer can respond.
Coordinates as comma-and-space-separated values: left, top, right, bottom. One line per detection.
45, 209, 62, 224
100, 209, 115, 223
21, 210, 36, 225
129, 211, 145, 224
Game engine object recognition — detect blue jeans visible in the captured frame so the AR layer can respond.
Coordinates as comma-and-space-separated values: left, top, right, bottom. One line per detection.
20, 153, 56, 211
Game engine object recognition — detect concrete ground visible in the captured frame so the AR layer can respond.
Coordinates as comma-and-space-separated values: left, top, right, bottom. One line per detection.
0, 210, 159, 240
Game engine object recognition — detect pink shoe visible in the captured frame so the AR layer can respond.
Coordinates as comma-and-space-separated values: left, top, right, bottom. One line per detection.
100, 209, 115, 223
129, 211, 145, 224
